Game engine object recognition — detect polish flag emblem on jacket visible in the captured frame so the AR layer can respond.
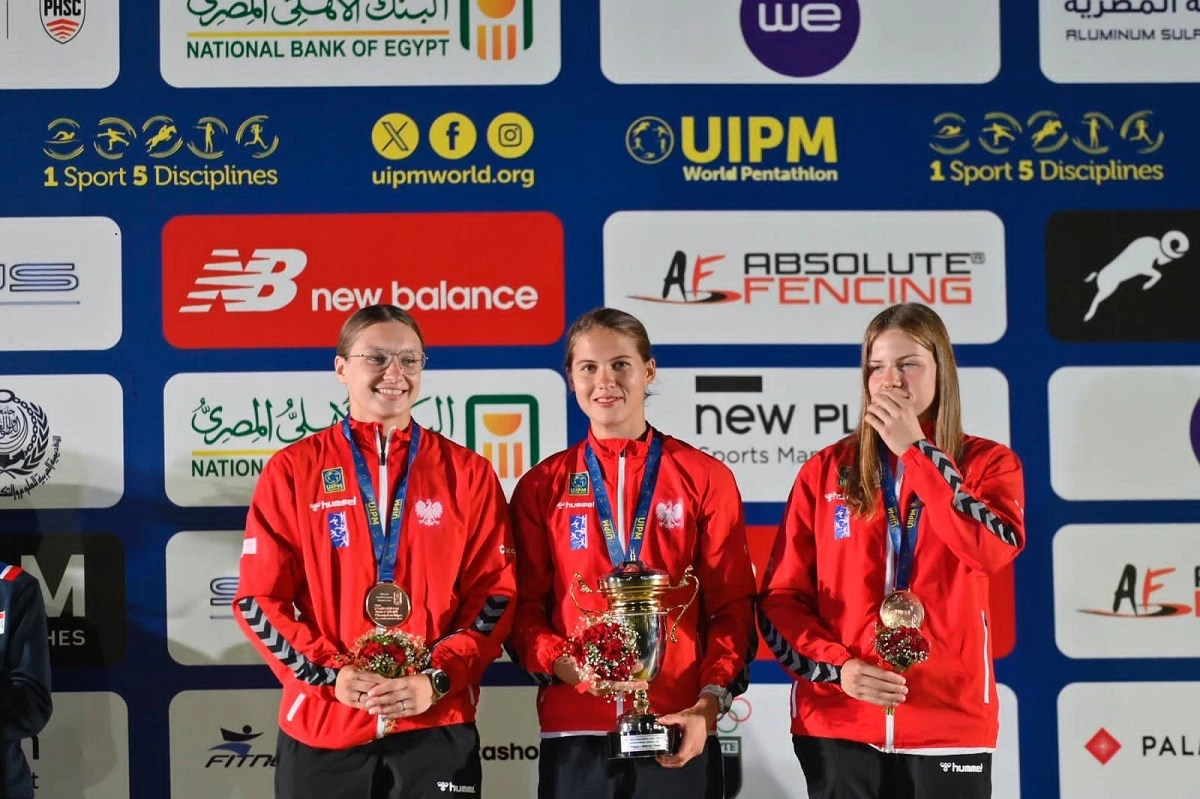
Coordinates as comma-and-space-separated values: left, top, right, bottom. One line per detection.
416, 499, 444, 526
655, 501, 683, 530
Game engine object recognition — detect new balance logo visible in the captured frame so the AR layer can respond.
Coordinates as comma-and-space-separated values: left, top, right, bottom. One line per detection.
939, 761, 984, 773
437, 781, 477, 794
179, 249, 307, 313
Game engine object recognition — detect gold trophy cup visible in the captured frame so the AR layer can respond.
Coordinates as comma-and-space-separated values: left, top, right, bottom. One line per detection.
570, 560, 700, 759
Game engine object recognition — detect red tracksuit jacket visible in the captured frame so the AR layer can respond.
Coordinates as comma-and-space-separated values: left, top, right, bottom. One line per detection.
759, 434, 1024, 751
234, 419, 516, 750
508, 427, 757, 734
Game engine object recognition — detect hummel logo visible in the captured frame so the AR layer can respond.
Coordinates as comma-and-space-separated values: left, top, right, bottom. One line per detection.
939, 761, 984, 774
437, 781, 477, 794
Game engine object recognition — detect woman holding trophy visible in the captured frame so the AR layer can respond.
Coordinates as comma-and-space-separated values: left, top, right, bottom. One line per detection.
509, 307, 757, 798
234, 305, 517, 798
759, 303, 1025, 799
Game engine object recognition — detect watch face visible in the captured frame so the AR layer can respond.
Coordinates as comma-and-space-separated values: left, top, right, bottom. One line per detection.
432, 670, 450, 694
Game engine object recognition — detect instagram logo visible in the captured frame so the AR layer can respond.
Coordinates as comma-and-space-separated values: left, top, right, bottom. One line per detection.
497, 123, 523, 148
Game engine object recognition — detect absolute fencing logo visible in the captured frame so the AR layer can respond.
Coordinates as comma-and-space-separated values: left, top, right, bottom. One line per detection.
1077, 563, 1197, 619
1054, 524, 1200, 659
1046, 211, 1197, 342
603, 211, 1007, 345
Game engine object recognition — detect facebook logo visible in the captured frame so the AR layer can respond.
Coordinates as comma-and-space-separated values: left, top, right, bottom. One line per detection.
569, 515, 588, 550
446, 120, 461, 151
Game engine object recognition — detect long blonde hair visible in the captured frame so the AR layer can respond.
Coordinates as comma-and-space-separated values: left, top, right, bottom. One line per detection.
846, 304, 963, 518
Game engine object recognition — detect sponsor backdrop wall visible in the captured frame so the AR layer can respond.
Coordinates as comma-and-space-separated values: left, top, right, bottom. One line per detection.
0, 1, 1196, 797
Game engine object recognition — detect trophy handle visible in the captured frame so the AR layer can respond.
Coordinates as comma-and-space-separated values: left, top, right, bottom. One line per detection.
569, 572, 603, 622
662, 566, 700, 644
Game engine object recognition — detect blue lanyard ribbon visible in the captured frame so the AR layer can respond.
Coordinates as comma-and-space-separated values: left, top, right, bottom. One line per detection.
342, 418, 421, 584
879, 443, 922, 591
584, 433, 663, 567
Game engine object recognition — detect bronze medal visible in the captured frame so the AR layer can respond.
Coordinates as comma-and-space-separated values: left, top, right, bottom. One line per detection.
879, 589, 926, 630
365, 583, 411, 628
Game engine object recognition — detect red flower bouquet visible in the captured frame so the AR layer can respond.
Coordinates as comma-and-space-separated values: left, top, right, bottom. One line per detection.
561, 619, 641, 695
335, 629, 431, 678
335, 630, 431, 732
874, 623, 930, 716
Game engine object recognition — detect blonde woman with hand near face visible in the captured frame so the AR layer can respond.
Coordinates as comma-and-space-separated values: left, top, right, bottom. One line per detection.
759, 303, 1025, 799
508, 308, 757, 799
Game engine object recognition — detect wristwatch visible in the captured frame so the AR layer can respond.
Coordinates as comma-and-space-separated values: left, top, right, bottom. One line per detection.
424, 668, 451, 702
700, 684, 733, 715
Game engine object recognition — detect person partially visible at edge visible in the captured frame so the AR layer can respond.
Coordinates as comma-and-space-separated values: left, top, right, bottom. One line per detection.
234, 304, 516, 799
759, 302, 1026, 799
508, 307, 758, 799
0, 561, 52, 799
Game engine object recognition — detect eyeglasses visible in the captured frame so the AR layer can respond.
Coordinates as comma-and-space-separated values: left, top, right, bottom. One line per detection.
346, 350, 428, 375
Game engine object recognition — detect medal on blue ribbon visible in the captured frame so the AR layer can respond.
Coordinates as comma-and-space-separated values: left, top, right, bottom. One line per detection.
343, 419, 421, 628
878, 443, 925, 629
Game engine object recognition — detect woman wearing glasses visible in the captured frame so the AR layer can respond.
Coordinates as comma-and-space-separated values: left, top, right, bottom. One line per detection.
508, 307, 757, 799
235, 304, 517, 799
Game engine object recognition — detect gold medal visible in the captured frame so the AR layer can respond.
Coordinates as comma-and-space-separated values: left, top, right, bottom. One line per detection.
879, 589, 925, 630
365, 583, 411, 628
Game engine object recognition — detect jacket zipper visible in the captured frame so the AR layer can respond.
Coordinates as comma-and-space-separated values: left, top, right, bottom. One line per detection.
375, 427, 392, 741
981, 611, 991, 705
377, 427, 392, 528
614, 449, 628, 723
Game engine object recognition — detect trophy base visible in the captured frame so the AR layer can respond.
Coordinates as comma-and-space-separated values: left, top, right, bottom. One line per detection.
607, 715, 681, 759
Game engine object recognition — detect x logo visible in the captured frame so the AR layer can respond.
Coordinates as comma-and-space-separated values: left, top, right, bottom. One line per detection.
380, 119, 412, 153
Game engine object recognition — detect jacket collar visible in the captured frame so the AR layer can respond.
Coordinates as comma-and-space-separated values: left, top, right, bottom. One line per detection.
585, 423, 655, 460
344, 415, 415, 456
